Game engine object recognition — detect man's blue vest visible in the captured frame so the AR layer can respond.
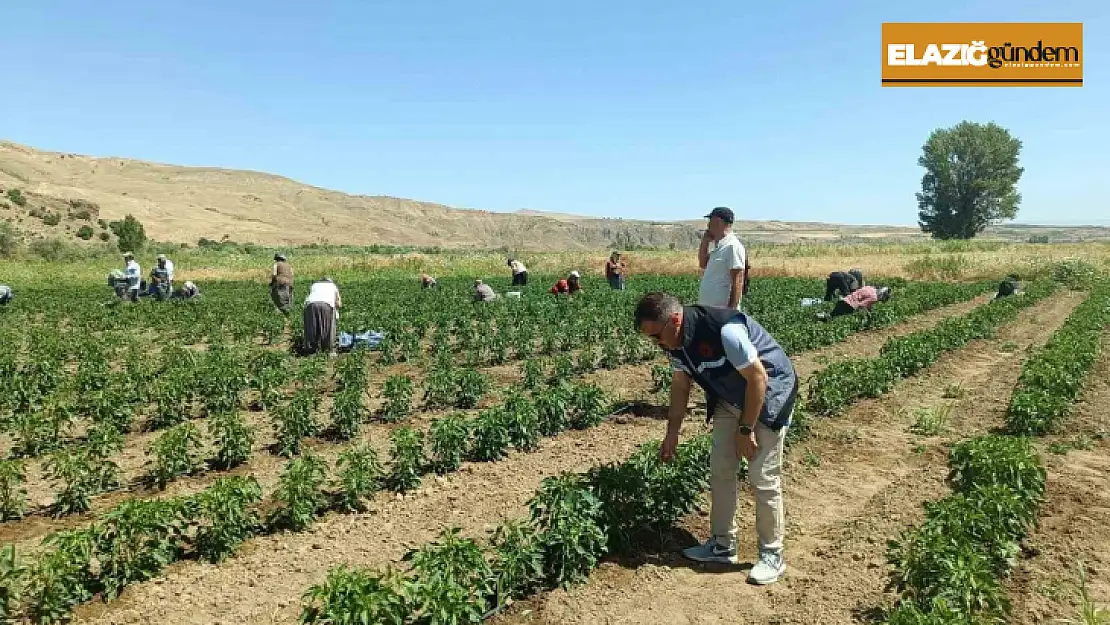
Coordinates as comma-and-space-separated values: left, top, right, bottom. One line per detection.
667, 305, 798, 429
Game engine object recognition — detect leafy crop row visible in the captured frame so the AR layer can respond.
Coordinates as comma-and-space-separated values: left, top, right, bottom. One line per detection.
885, 434, 1046, 623
0, 379, 616, 623
299, 435, 713, 625
1006, 284, 1110, 435
807, 280, 1058, 417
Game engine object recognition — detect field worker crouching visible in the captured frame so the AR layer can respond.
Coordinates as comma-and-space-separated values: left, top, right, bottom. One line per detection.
303, 277, 341, 355
474, 279, 499, 302
824, 268, 864, 301
508, 258, 529, 286
993, 274, 1022, 300
271, 253, 294, 314
635, 291, 798, 584
421, 273, 438, 289
550, 271, 583, 296
816, 285, 891, 322
0, 284, 12, 306
173, 281, 201, 300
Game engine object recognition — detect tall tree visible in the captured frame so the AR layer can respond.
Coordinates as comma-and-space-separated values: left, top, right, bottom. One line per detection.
916, 121, 1024, 240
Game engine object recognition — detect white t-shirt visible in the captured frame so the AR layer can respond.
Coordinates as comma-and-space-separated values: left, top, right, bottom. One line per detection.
163, 259, 175, 281
698, 232, 746, 309
510, 260, 527, 275
305, 281, 339, 308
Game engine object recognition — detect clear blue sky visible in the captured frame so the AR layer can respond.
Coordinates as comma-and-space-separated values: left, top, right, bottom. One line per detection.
1, 0, 1106, 226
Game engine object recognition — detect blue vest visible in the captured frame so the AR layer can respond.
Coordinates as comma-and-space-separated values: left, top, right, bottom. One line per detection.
667, 306, 798, 429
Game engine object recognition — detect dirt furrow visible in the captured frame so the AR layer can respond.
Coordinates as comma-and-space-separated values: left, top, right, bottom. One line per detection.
498, 291, 1085, 625
65, 293, 999, 624
1006, 333, 1110, 624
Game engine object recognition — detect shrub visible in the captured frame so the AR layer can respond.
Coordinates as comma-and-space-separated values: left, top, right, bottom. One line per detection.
109, 214, 147, 252
6, 189, 26, 206
42, 213, 61, 226
76, 225, 94, 240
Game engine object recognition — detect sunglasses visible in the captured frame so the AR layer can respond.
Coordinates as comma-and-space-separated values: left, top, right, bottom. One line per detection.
641, 317, 672, 344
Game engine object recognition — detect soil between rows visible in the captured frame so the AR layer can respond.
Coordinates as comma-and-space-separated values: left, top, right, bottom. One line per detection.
495, 291, 1087, 625
1006, 333, 1110, 624
62, 293, 1005, 624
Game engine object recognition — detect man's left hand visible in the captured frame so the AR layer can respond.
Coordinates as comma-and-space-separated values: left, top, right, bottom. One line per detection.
737, 429, 758, 461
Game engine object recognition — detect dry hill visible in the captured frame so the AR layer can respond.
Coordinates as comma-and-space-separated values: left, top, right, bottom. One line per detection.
2, 140, 1107, 250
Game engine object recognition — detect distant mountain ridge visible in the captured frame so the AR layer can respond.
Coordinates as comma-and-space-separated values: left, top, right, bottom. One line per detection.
2, 140, 1106, 249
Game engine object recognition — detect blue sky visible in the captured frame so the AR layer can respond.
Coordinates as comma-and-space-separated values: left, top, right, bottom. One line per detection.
1, 0, 1106, 226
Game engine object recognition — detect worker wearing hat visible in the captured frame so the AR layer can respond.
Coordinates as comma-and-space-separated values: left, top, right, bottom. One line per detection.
698, 207, 747, 311
156, 253, 175, 288
551, 270, 583, 296
123, 252, 141, 302
270, 253, 294, 314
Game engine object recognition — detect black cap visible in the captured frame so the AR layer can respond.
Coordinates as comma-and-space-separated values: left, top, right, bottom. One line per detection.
704, 206, 734, 224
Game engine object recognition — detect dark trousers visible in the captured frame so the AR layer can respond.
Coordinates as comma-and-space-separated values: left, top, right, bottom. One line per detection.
302, 302, 336, 354
271, 284, 293, 313
829, 300, 855, 319
512, 271, 528, 286
825, 273, 854, 301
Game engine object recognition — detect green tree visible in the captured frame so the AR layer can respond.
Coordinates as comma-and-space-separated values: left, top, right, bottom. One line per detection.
916, 121, 1024, 240
109, 214, 147, 252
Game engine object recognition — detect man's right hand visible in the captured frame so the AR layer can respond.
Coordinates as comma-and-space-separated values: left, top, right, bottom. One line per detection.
660, 431, 680, 463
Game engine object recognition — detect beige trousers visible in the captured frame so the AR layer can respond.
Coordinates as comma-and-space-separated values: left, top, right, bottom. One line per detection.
710, 401, 787, 553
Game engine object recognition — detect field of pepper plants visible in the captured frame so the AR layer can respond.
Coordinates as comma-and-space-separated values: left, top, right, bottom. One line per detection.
0, 267, 1106, 625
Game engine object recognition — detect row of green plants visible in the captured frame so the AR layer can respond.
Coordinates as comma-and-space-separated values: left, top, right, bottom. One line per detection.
884, 434, 1047, 623
0, 378, 616, 623
0, 276, 989, 431
1006, 283, 1110, 435
807, 280, 1058, 417
299, 434, 713, 625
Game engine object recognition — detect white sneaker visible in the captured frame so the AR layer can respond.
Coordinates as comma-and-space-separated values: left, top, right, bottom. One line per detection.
682, 536, 738, 564
748, 549, 786, 584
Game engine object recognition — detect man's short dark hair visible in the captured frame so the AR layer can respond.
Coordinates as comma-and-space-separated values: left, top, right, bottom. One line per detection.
634, 292, 683, 328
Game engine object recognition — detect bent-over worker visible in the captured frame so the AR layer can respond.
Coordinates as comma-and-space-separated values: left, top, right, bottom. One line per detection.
303, 277, 341, 355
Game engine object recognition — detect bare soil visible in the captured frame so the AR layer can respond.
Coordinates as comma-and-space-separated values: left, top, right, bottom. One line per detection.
1006, 334, 1110, 624
61, 290, 1003, 624
495, 292, 1088, 625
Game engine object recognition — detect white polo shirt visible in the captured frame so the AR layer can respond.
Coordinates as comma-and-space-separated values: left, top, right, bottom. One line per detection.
305, 281, 339, 308
698, 232, 746, 309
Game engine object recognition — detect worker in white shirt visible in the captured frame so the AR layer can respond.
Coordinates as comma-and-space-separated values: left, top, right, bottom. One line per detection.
508, 258, 529, 286
123, 253, 141, 303
302, 277, 341, 355
698, 207, 747, 310
0, 284, 12, 306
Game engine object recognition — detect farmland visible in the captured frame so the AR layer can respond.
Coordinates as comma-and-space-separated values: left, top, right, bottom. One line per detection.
0, 249, 1107, 624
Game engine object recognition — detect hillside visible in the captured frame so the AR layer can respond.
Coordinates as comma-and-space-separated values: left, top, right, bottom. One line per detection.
2, 140, 1107, 250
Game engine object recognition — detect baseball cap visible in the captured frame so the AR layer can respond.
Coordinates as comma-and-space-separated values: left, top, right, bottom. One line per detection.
704, 207, 735, 224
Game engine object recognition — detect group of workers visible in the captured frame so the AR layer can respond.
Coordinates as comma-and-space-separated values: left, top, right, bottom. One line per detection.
108, 252, 200, 302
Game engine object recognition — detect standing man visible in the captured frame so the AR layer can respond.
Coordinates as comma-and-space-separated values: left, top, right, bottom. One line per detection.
123, 253, 141, 303
698, 207, 747, 310
271, 253, 294, 314
634, 291, 798, 585
605, 251, 627, 290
